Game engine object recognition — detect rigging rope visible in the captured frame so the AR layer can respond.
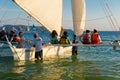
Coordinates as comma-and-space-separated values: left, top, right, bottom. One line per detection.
100, 0, 115, 31
106, 0, 119, 30
102, 0, 119, 31
0, 0, 29, 27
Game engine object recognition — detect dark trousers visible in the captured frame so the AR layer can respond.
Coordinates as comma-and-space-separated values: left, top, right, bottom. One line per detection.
72, 46, 78, 55
35, 50, 43, 60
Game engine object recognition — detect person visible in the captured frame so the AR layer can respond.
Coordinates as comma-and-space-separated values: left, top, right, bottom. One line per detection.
0, 30, 6, 41
91, 29, 102, 44
81, 30, 91, 44
72, 34, 79, 55
71, 34, 79, 62
18, 31, 25, 48
59, 31, 70, 44
12, 34, 19, 42
33, 33, 43, 61
9, 30, 15, 42
50, 30, 58, 44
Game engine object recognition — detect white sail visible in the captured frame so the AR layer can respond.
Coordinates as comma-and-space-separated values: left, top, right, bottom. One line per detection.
13, 0, 62, 36
71, 0, 86, 36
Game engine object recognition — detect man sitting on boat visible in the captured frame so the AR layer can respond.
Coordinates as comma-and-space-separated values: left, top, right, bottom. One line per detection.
0, 30, 6, 41
59, 31, 70, 44
8, 30, 15, 42
50, 30, 58, 44
18, 31, 26, 48
12, 34, 19, 42
91, 29, 102, 44
81, 30, 91, 44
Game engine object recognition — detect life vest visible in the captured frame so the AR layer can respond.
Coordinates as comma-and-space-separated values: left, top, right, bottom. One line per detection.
59, 36, 69, 44
82, 34, 90, 44
50, 36, 58, 44
91, 33, 99, 44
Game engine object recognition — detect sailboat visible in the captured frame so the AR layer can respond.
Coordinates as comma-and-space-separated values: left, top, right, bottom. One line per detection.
6, 0, 85, 61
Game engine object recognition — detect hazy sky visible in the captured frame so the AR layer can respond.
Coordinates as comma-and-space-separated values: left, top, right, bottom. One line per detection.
0, 0, 120, 31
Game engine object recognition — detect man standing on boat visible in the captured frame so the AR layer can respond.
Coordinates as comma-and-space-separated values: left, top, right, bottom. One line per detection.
33, 33, 43, 61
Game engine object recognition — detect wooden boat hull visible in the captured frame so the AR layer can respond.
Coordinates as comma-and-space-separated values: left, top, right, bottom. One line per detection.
3, 36, 71, 61
9, 46, 35, 61
8, 45, 71, 61
43, 46, 72, 58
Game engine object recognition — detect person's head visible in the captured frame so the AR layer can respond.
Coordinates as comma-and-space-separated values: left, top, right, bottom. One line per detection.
51, 30, 58, 37
86, 30, 90, 33
93, 29, 97, 33
10, 30, 14, 34
63, 31, 68, 36
1, 30, 5, 33
14, 34, 17, 37
34, 33, 38, 38
73, 34, 76, 39
19, 32, 23, 37
73, 34, 76, 38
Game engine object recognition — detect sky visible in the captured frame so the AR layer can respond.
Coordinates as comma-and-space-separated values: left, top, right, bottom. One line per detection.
0, 0, 120, 31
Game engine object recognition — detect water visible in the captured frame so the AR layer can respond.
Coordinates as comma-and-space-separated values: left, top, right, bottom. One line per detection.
0, 31, 120, 80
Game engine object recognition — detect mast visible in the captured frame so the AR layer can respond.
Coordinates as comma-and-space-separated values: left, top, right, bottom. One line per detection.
71, 0, 86, 36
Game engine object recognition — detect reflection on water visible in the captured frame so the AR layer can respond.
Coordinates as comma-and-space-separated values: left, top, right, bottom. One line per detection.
0, 46, 120, 80
13, 61, 26, 73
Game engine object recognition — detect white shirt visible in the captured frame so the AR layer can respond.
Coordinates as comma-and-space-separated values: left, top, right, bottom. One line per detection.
33, 37, 42, 52
98, 35, 102, 43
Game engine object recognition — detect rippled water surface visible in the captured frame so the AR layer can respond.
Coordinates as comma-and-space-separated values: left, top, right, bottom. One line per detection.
0, 31, 120, 80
